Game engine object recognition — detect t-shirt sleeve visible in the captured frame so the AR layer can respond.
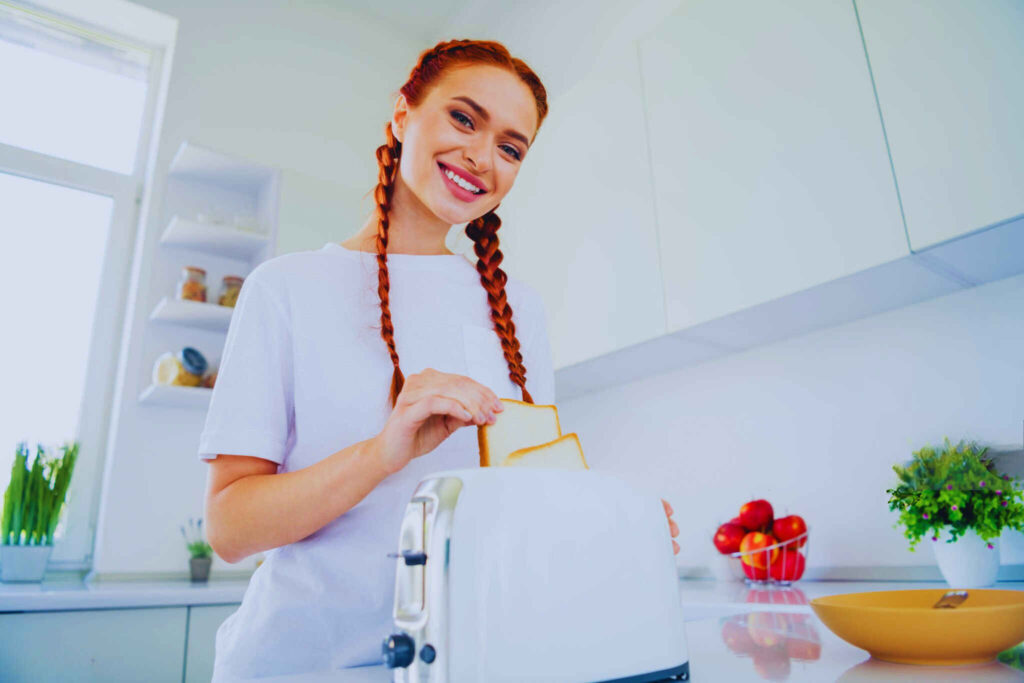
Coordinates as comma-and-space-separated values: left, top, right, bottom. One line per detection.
521, 290, 556, 406
197, 274, 294, 464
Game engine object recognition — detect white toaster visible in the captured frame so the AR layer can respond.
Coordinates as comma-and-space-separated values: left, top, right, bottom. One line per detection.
381, 467, 689, 682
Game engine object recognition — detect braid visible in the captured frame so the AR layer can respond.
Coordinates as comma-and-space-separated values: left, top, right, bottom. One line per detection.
372, 121, 405, 409
370, 39, 548, 410
465, 210, 534, 404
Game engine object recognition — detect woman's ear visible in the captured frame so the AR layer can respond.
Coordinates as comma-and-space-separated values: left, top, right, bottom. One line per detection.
391, 94, 409, 144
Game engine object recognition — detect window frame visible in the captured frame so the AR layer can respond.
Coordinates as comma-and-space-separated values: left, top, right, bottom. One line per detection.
0, 0, 178, 569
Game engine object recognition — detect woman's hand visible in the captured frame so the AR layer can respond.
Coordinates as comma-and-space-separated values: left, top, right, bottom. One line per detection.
375, 368, 503, 475
663, 499, 680, 555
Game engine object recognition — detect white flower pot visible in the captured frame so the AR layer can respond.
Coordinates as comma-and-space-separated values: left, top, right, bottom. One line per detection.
0, 544, 54, 583
931, 527, 1000, 588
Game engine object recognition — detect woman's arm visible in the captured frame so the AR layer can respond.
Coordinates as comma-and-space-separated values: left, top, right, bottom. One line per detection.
204, 435, 390, 564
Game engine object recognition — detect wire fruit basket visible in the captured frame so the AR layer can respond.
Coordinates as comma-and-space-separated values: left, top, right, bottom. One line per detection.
730, 528, 810, 586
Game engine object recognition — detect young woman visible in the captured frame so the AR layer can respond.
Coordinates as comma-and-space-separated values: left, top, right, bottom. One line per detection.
198, 39, 679, 680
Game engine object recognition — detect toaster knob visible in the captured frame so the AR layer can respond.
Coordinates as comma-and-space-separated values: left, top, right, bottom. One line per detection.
381, 633, 415, 668
387, 550, 428, 565
403, 551, 427, 565
419, 644, 436, 664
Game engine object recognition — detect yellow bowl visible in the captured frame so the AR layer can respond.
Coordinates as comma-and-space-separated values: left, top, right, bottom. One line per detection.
810, 589, 1024, 666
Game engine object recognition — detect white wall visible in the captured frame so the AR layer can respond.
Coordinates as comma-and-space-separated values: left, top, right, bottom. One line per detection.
436, 0, 1024, 577
557, 271, 1024, 577
90, 1, 429, 577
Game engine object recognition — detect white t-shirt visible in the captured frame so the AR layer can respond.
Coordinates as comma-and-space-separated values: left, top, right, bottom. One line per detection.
197, 241, 554, 680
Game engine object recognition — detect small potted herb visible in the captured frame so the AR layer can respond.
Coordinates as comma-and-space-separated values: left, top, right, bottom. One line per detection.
181, 517, 213, 582
887, 437, 1024, 587
1, 441, 79, 582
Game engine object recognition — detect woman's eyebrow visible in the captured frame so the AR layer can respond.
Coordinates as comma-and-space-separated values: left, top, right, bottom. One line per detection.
450, 95, 531, 148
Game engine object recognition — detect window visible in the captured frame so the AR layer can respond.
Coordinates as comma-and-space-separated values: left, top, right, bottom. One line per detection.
0, 0, 174, 568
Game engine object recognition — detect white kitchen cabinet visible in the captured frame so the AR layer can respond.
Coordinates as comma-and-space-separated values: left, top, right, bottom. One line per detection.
638, 0, 908, 334
855, 0, 1024, 251
0, 606, 186, 681
499, 41, 666, 369
185, 603, 239, 682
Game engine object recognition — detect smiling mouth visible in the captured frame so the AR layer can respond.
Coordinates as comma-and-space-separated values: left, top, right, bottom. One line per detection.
437, 162, 487, 195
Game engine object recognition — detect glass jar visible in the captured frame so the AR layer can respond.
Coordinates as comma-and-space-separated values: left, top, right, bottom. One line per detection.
177, 266, 207, 302
218, 275, 244, 308
153, 351, 201, 387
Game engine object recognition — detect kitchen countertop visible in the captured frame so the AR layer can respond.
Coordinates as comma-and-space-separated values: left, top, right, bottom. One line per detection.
3, 578, 1023, 680
3, 574, 1011, 614
0, 577, 251, 612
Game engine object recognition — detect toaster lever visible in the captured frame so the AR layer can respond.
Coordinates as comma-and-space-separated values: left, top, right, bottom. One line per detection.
387, 550, 427, 566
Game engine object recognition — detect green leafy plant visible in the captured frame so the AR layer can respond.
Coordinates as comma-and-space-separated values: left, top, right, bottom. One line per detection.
887, 437, 1024, 550
181, 517, 212, 559
1, 441, 79, 546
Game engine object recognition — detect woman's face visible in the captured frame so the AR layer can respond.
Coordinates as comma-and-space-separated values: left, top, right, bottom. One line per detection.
393, 64, 539, 226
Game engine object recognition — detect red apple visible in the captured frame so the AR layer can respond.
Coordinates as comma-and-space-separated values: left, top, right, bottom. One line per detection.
769, 550, 806, 582
740, 531, 779, 569
713, 523, 747, 554
742, 560, 769, 581
772, 515, 808, 548
739, 499, 774, 531
729, 515, 747, 529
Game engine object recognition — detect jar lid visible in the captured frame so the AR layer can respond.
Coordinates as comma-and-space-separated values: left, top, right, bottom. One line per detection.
179, 347, 208, 376
222, 275, 244, 284
184, 266, 207, 276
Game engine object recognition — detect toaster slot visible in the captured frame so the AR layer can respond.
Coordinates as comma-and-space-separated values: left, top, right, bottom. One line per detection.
395, 500, 426, 618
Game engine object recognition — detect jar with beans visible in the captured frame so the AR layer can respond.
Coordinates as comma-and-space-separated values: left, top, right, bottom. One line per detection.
177, 266, 207, 303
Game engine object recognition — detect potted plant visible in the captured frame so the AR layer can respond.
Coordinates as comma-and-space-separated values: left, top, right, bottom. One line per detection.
887, 437, 1024, 587
181, 517, 213, 582
1, 441, 79, 582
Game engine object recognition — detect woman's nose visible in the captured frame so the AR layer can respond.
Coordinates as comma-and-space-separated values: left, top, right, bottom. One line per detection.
464, 145, 491, 175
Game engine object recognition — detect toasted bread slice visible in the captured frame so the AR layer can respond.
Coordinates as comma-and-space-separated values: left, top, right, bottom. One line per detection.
502, 433, 589, 470
477, 398, 561, 467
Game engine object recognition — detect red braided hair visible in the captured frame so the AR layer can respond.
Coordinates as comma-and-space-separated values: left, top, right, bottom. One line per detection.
372, 39, 549, 410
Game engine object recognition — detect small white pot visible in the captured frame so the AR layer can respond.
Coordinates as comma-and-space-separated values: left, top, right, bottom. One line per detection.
931, 527, 1000, 588
0, 544, 54, 583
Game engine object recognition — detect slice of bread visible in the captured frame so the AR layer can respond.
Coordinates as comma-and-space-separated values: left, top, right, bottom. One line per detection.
502, 433, 589, 470
477, 398, 561, 467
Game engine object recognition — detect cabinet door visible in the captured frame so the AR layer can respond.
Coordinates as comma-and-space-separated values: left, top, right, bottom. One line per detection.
185, 603, 240, 683
499, 41, 666, 369
856, 0, 1024, 250
0, 607, 186, 682
639, 0, 908, 333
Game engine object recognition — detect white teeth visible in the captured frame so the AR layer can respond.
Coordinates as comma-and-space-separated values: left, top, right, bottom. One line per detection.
444, 167, 483, 194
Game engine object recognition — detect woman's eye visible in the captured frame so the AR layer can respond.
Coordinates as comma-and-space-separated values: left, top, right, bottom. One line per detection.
501, 145, 522, 161
452, 110, 521, 160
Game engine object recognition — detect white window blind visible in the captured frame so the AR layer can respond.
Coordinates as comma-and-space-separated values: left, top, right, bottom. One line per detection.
0, 0, 152, 174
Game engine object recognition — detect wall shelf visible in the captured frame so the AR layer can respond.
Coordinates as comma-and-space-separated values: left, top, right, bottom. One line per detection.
149, 296, 233, 331
138, 384, 212, 409
167, 140, 276, 196
159, 215, 267, 260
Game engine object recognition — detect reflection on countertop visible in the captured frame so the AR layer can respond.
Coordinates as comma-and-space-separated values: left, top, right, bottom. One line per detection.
249, 581, 1024, 682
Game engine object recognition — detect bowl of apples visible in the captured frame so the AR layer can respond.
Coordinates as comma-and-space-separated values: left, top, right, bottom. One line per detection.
712, 499, 809, 585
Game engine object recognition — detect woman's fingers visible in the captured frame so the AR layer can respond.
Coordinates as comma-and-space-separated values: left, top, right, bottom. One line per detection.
669, 518, 679, 538
412, 395, 475, 425
662, 498, 673, 516
672, 540, 680, 555
403, 370, 499, 425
